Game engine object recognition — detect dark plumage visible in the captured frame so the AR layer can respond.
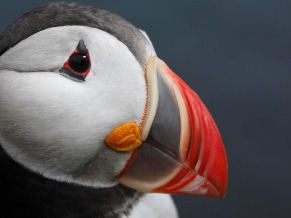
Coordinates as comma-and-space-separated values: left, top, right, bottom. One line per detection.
0, 146, 143, 218
0, 2, 149, 67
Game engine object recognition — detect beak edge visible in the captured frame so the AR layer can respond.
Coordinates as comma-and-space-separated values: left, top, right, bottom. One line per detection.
117, 59, 228, 199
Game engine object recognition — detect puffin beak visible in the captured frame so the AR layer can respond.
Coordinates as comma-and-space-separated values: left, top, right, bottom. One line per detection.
113, 57, 228, 198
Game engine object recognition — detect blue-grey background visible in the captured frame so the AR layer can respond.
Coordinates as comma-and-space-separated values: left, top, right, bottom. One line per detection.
1, 1, 290, 217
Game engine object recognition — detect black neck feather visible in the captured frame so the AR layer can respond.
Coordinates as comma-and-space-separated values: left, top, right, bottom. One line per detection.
0, 146, 143, 218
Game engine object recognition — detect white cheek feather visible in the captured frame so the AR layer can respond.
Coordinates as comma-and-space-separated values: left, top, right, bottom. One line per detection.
124, 194, 178, 218
0, 26, 151, 187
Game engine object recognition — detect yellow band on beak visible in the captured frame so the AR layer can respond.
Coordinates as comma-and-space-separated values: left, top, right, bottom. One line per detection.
106, 122, 142, 151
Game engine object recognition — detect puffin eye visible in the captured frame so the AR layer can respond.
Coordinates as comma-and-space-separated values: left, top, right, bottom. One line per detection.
59, 39, 91, 81
69, 53, 90, 73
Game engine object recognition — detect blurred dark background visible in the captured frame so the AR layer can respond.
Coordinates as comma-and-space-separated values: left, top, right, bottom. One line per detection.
1, 1, 290, 217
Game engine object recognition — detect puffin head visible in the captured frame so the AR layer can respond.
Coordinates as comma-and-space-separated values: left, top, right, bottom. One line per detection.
0, 2, 227, 199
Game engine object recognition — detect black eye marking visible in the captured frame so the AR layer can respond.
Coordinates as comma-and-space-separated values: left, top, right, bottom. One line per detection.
59, 40, 91, 81
77, 39, 89, 55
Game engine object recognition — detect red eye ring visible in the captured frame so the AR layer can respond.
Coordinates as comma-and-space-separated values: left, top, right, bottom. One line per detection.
63, 51, 91, 75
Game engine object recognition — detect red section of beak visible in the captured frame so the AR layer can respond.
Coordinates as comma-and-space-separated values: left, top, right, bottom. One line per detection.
118, 59, 227, 199
154, 63, 228, 198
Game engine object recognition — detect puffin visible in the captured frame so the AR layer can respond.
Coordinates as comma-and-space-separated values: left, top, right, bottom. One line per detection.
0, 2, 228, 218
